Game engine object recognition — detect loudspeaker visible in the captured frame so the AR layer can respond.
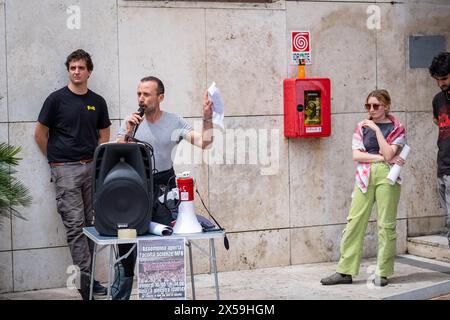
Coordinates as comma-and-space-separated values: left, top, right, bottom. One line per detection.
173, 174, 202, 234
173, 201, 202, 234
92, 143, 153, 236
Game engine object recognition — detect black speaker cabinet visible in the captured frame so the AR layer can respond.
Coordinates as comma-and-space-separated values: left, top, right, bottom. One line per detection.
92, 143, 153, 236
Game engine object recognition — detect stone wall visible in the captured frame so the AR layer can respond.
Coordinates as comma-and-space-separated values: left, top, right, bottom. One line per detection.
0, 0, 449, 292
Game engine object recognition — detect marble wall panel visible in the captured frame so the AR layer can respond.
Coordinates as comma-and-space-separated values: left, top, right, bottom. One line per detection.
0, 121, 6, 141
109, 119, 121, 143
292, 0, 387, 2
290, 219, 407, 265
6, 0, 119, 121
404, 2, 450, 112
0, 251, 13, 293
289, 113, 359, 227
119, 0, 285, 10
13, 247, 72, 291
286, 2, 377, 113
215, 229, 290, 272
0, 2, 6, 123
118, 6, 206, 119
208, 116, 289, 232
408, 216, 446, 237
206, 8, 286, 116
376, 3, 407, 111
9, 122, 66, 249
402, 112, 441, 219
187, 238, 213, 275
0, 217, 11, 251
0, 123, 11, 250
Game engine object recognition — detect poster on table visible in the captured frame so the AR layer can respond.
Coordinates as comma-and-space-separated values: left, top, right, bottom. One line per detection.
137, 237, 186, 300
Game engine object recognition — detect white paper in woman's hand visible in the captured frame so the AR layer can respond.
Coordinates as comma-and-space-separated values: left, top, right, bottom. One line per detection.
387, 145, 411, 185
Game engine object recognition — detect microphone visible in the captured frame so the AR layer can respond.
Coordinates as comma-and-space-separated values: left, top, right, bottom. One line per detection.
129, 106, 145, 139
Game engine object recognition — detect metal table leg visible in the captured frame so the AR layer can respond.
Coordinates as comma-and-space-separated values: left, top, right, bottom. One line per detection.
107, 244, 114, 299
210, 238, 220, 300
187, 241, 196, 300
89, 243, 97, 300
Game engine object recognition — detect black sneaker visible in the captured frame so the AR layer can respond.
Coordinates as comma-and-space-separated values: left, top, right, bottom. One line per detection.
320, 272, 353, 285
93, 280, 107, 296
373, 275, 388, 287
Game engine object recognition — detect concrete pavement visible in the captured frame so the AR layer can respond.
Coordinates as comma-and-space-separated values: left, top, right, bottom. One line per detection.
1, 254, 450, 300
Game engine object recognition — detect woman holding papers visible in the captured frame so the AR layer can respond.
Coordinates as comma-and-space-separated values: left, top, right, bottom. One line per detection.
321, 89, 406, 287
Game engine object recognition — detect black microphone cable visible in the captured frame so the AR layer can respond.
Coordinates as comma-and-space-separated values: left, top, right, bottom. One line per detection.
124, 106, 158, 175
195, 187, 230, 250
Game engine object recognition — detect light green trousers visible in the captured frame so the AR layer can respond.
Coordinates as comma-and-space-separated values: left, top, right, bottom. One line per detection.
337, 162, 400, 277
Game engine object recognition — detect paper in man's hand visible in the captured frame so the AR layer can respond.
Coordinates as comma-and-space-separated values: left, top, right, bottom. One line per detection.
207, 82, 224, 129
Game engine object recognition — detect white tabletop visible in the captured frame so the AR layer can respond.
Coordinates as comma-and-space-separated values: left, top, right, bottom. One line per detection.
83, 226, 225, 245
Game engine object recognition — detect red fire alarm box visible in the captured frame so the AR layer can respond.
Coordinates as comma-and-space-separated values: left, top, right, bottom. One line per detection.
283, 78, 331, 138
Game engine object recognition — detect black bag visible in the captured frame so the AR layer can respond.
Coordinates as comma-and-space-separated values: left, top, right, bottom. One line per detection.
151, 168, 179, 227
152, 186, 176, 226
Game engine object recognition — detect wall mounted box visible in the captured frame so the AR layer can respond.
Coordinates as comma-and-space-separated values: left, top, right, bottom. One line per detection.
283, 78, 331, 138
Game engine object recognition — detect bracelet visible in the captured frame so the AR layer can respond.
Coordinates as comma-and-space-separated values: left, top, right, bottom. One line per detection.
203, 117, 213, 122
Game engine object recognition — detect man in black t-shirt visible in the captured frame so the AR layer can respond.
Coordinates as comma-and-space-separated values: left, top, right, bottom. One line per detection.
34, 49, 111, 299
429, 52, 450, 247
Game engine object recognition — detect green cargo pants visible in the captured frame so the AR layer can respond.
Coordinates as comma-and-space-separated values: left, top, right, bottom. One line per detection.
337, 162, 401, 277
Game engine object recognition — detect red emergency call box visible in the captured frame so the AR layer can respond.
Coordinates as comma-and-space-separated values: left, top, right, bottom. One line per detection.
283, 78, 331, 138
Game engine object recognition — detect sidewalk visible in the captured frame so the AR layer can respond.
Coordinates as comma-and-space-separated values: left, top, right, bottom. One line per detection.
1, 254, 450, 300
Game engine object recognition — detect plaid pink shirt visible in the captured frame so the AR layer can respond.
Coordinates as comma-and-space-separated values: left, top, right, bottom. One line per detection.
352, 115, 406, 193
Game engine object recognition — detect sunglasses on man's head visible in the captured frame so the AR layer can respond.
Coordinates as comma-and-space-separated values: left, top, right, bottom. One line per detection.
364, 103, 382, 111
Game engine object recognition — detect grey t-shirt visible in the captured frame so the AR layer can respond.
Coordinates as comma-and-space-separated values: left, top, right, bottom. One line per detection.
118, 111, 192, 172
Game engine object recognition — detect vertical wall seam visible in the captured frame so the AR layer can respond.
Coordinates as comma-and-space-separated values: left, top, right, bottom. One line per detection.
284, 2, 292, 266
375, 5, 378, 89
3, 0, 7, 126
203, 7, 212, 273
403, 0, 410, 237
3, 0, 14, 292
116, 0, 121, 125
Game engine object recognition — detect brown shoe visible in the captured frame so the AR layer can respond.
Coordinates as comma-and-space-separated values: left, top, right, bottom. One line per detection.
320, 272, 353, 285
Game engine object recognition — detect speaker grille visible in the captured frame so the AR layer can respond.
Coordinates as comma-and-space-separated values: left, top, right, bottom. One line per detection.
92, 143, 153, 236
95, 179, 150, 236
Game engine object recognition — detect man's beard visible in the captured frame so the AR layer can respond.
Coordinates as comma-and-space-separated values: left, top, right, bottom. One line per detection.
141, 104, 155, 114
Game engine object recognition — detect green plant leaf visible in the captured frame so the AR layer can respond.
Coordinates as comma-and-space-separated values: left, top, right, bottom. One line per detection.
0, 142, 22, 166
0, 143, 31, 224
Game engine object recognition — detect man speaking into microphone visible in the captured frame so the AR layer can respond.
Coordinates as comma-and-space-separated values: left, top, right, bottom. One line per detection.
112, 76, 214, 300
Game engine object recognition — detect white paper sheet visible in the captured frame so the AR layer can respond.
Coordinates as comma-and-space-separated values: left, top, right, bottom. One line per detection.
207, 81, 224, 129
149, 222, 173, 236
387, 145, 411, 185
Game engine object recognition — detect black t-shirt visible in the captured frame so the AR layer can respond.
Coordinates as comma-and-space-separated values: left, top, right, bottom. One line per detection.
433, 91, 450, 177
38, 86, 111, 163
363, 122, 394, 154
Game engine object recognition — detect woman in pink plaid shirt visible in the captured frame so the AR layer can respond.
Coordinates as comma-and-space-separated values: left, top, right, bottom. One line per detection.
321, 89, 406, 287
